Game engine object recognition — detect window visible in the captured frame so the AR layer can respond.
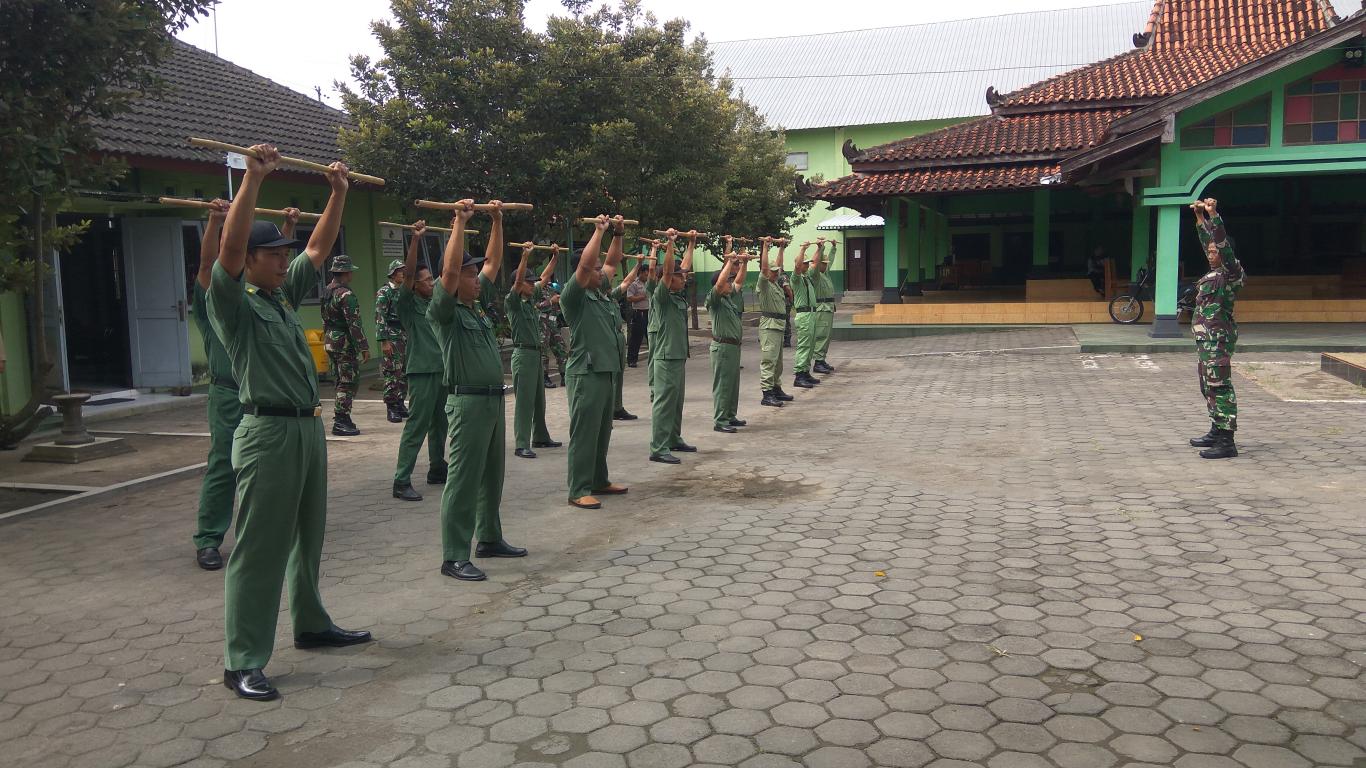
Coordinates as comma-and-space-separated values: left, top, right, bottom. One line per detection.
1182, 97, 1271, 148
1285, 68, 1365, 145
785, 152, 809, 171
299, 226, 346, 303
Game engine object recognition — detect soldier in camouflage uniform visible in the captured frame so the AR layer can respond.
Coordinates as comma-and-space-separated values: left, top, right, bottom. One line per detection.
322, 254, 369, 436
539, 284, 568, 389
375, 259, 409, 423
1187, 198, 1244, 460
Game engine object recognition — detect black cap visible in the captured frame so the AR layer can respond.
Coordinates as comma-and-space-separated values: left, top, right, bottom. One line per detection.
247, 221, 300, 250
460, 251, 486, 270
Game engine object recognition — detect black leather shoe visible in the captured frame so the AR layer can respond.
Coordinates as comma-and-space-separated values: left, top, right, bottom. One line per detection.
714, 425, 737, 433
426, 465, 448, 485
773, 389, 794, 402
793, 375, 814, 389
332, 418, 360, 436
386, 406, 403, 424
294, 625, 373, 649
543, 376, 558, 389
441, 560, 487, 581
515, 448, 537, 459
729, 419, 747, 427
223, 668, 278, 701
475, 540, 528, 558
650, 453, 681, 464
393, 482, 423, 502
614, 409, 638, 421
671, 442, 697, 452
196, 547, 223, 571
761, 392, 783, 408
532, 440, 563, 448
1189, 424, 1219, 447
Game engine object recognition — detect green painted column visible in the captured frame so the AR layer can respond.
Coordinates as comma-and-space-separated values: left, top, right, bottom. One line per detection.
1032, 189, 1051, 269
921, 206, 936, 282
1150, 204, 1183, 338
1130, 197, 1151, 281
881, 198, 902, 304
904, 201, 922, 295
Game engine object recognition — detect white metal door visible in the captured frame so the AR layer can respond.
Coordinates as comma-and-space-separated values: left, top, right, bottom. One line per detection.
123, 218, 190, 388
42, 249, 70, 393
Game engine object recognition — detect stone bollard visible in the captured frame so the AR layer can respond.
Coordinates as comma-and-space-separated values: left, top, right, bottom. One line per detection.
52, 393, 96, 446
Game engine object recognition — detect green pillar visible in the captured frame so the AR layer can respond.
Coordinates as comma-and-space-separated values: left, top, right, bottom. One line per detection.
904, 201, 922, 295
1150, 204, 1183, 338
1130, 197, 1151, 281
881, 198, 902, 304
1032, 189, 1051, 269
921, 207, 937, 282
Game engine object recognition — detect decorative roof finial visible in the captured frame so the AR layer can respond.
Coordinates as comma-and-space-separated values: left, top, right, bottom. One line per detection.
841, 139, 862, 163
985, 86, 1004, 107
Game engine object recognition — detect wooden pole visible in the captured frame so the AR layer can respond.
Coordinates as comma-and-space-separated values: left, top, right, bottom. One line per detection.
579, 217, 640, 225
652, 230, 711, 237
187, 138, 385, 186
506, 242, 562, 251
159, 196, 321, 221
378, 221, 478, 234
414, 200, 534, 211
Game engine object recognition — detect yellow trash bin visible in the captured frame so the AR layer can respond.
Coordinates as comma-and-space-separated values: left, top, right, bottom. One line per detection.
306, 329, 329, 374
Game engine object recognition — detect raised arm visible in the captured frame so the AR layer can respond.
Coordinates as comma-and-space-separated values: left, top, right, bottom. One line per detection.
618, 254, 644, 292
219, 144, 282, 278
576, 216, 609, 288
795, 242, 811, 276
759, 237, 774, 281
714, 257, 737, 296
197, 199, 229, 290
281, 207, 301, 243
513, 244, 533, 286
813, 239, 826, 270
773, 239, 787, 277
481, 201, 505, 282
680, 230, 698, 273
733, 249, 748, 292
602, 216, 627, 282
402, 220, 426, 291
539, 244, 560, 285
439, 201, 476, 296
661, 229, 678, 280
304, 164, 351, 271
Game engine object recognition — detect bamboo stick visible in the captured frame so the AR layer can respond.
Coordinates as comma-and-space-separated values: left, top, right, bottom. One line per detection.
506, 242, 563, 251
187, 138, 385, 186
652, 230, 711, 237
414, 200, 534, 211
158, 196, 322, 221
579, 217, 640, 225
378, 221, 478, 234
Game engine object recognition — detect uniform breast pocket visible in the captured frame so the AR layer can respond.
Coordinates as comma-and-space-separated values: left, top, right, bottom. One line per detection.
459, 313, 485, 334
250, 302, 289, 345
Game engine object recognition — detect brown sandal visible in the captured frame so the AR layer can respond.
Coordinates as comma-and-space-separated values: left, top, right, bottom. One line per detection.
569, 496, 602, 509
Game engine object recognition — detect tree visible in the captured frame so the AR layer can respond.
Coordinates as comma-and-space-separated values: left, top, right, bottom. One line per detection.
340, 0, 811, 251
0, 0, 214, 447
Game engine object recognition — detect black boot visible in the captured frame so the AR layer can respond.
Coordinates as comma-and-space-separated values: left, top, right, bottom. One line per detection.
393, 482, 422, 501
1189, 423, 1219, 448
544, 375, 558, 389
426, 463, 448, 485
1199, 429, 1238, 459
761, 391, 783, 408
793, 374, 814, 389
386, 405, 403, 423
332, 416, 359, 436
397, 402, 411, 418
814, 361, 835, 374
773, 388, 794, 402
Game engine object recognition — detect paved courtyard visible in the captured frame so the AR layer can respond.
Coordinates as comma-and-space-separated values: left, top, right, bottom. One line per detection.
2, 329, 1365, 768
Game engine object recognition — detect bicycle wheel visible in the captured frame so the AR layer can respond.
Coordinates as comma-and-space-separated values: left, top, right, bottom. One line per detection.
1108, 295, 1144, 324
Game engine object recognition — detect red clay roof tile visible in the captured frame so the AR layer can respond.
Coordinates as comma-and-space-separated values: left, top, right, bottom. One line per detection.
817, 164, 1062, 198
860, 109, 1134, 163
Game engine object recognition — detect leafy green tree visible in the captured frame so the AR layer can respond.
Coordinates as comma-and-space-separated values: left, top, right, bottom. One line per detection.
0, 0, 213, 446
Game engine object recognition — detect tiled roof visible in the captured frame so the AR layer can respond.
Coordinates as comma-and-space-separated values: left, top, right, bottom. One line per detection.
1148, 0, 1333, 49
859, 109, 1134, 163
93, 40, 350, 167
817, 164, 1062, 198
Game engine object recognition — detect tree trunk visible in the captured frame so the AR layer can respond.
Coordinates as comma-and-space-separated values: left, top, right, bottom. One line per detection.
0, 195, 56, 449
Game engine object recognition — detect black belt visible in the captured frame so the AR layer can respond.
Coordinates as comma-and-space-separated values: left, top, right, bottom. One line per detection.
244, 404, 321, 418
761, 312, 787, 320
817, 297, 835, 303
712, 336, 740, 346
513, 343, 541, 351
210, 377, 239, 391
452, 385, 508, 396
795, 308, 814, 314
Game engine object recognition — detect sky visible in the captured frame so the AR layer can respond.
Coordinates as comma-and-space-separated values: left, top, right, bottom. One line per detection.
174, 0, 1175, 107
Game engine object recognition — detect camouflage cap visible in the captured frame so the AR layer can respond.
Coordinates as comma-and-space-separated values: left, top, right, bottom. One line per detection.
330, 254, 358, 273
386, 258, 406, 276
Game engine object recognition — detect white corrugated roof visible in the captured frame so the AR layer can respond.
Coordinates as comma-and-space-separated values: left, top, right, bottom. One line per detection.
816, 214, 885, 230
709, 2, 1152, 130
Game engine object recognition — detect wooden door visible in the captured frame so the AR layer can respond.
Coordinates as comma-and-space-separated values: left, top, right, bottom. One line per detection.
846, 238, 868, 291
867, 238, 884, 290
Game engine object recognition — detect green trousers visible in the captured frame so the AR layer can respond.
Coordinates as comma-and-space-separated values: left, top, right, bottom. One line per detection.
615, 333, 627, 412
650, 358, 686, 456
710, 342, 740, 429
224, 414, 332, 671
566, 371, 615, 500
815, 310, 834, 362
793, 312, 817, 374
759, 327, 785, 392
394, 372, 449, 485
511, 349, 552, 450
194, 383, 242, 549
441, 394, 505, 562
647, 330, 657, 399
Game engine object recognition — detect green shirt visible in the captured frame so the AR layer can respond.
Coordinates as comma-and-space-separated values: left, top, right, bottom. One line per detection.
506, 288, 542, 348
192, 282, 234, 383
561, 276, 622, 375
757, 275, 786, 330
791, 272, 816, 311
814, 269, 836, 312
206, 254, 320, 408
706, 287, 742, 342
652, 280, 689, 361
428, 274, 503, 388
397, 286, 441, 375
731, 290, 746, 337
610, 284, 628, 339
645, 278, 663, 335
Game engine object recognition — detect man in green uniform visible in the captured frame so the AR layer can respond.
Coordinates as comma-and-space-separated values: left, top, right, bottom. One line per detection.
611, 246, 649, 422
649, 230, 697, 464
791, 241, 820, 389
321, 255, 369, 436
708, 240, 748, 433
392, 221, 449, 501
208, 145, 371, 702
757, 238, 794, 407
507, 244, 563, 459
430, 201, 526, 582
375, 259, 409, 423
562, 216, 631, 509
812, 239, 838, 375
1187, 198, 1245, 460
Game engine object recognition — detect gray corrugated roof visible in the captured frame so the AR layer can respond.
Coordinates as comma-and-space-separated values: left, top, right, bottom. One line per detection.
709, 2, 1153, 130
93, 40, 351, 167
